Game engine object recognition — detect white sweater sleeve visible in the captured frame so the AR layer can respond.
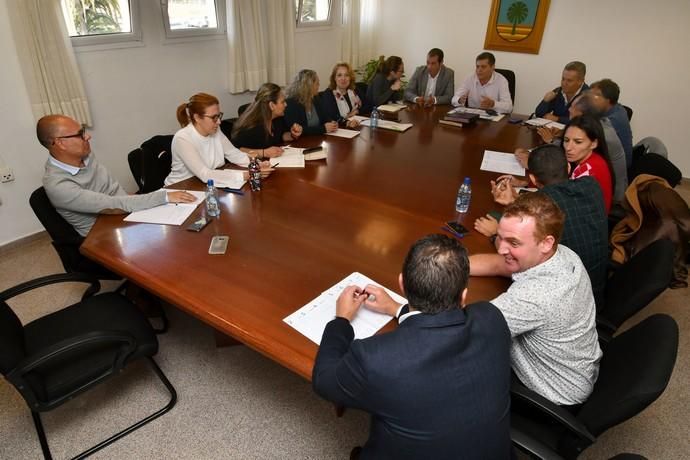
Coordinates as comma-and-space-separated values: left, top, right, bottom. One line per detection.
174, 136, 245, 187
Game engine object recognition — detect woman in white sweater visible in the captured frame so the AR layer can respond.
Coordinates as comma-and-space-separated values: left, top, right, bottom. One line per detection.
165, 92, 271, 188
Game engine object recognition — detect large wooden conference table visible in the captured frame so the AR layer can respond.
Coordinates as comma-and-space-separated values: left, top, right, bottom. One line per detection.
81, 105, 539, 380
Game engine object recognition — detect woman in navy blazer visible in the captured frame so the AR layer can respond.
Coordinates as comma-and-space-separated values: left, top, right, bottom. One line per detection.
319, 62, 365, 128
284, 69, 338, 136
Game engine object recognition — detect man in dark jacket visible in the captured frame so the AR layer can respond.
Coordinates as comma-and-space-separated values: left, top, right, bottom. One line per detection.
312, 234, 512, 459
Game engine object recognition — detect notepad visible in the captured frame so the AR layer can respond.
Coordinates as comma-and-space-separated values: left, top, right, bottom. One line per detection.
124, 190, 206, 225
270, 147, 305, 168
360, 119, 413, 132
283, 272, 406, 345
480, 150, 526, 176
377, 103, 407, 112
326, 128, 360, 139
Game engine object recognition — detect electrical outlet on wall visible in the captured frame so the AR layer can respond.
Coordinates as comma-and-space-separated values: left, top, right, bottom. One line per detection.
0, 167, 15, 183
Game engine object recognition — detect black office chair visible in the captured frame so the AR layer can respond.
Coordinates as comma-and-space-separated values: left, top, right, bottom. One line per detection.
220, 118, 235, 140
29, 187, 120, 287
598, 239, 674, 338
622, 104, 633, 121
628, 150, 682, 187
511, 313, 678, 459
237, 103, 250, 116
0, 273, 177, 460
127, 134, 174, 194
495, 68, 516, 105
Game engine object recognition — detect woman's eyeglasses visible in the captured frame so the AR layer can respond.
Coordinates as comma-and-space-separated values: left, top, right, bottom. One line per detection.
202, 112, 224, 122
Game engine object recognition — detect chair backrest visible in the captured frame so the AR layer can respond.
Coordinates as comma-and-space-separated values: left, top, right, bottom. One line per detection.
128, 135, 173, 193
0, 299, 25, 375
29, 187, 85, 272
622, 104, 633, 121
237, 103, 250, 116
220, 118, 235, 140
577, 314, 678, 436
495, 68, 516, 105
602, 239, 674, 328
628, 153, 681, 187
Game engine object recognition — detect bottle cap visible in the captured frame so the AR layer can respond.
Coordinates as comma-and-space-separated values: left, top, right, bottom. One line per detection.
463, 177, 471, 183
208, 179, 214, 186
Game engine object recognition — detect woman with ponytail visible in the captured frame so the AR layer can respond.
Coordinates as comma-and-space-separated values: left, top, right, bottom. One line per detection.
165, 92, 272, 188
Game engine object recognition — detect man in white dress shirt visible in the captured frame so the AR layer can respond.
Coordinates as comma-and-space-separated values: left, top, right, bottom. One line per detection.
451, 52, 513, 114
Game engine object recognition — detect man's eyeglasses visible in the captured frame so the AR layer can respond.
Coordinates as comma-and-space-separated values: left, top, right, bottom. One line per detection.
202, 112, 224, 122
53, 125, 87, 144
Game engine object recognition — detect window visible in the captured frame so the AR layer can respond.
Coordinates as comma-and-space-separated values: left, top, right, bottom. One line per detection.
295, 0, 332, 27
161, 0, 226, 39
60, 0, 141, 46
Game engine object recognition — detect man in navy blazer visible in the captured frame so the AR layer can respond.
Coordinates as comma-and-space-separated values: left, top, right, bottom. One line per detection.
404, 48, 455, 106
312, 234, 512, 459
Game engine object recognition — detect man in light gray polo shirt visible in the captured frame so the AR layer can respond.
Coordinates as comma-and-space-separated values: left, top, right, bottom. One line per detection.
37, 115, 195, 236
470, 192, 602, 406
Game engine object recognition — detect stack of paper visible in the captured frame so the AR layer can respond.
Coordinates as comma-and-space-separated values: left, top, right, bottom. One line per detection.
271, 147, 305, 168
480, 150, 526, 176
326, 128, 360, 139
283, 272, 407, 345
360, 118, 413, 132
124, 190, 206, 225
377, 103, 407, 113
524, 118, 565, 130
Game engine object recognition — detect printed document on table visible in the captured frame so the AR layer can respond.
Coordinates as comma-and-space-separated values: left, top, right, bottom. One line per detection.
480, 150, 526, 176
124, 190, 206, 225
270, 147, 305, 168
326, 128, 360, 139
284, 272, 407, 345
524, 118, 565, 130
360, 118, 413, 132
377, 103, 407, 112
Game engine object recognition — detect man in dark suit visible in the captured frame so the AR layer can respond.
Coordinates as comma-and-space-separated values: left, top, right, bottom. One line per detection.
404, 48, 455, 106
312, 234, 512, 459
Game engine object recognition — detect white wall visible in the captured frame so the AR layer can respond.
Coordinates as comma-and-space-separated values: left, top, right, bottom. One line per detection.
377, 0, 690, 172
0, 0, 342, 246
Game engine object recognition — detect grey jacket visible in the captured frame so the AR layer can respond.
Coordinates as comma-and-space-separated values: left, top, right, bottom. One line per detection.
404, 65, 455, 105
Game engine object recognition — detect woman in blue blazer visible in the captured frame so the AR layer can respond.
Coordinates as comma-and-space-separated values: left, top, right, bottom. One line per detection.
284, 69, 338, 136
319, 62, 365, 128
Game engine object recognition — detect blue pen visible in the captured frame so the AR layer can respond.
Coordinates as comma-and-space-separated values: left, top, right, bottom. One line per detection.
223, 188, 245, 196
441, 225, 464, 239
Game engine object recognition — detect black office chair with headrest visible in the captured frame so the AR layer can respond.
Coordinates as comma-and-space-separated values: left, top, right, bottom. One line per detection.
495, 68, 516, 105
237, 103, 250, 116
622, 104, 633, 121
511, 313, 678, 459
128, 134, 174, 194
0, 273, 176, 459
220, 118, 235, 140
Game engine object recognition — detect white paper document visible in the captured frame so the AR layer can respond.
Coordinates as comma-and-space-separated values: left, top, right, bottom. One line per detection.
377, 103, 407, 112
124, 190, 206, 225
360, 119, 413, 132
326, 128, 360, 139
283, 272, 407, 345
524, 118, 565, 130
271, 147, 305, 168
480, 150, 526, 176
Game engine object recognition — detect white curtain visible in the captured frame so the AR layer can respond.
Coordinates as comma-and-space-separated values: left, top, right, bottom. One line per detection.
227, 0, 296, 93
6, 0, 92, 125
341, 0, 379, 68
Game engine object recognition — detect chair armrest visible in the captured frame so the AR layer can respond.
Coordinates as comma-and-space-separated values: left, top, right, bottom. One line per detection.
511, 426, 565, 460
0, 273, 101, 301
7, 330, 137, 410
511, 381, 596, 443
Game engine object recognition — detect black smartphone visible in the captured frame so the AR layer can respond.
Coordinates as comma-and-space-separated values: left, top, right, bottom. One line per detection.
186, 217, 209, 232
508, 118, 522, 124
445, 221, 469, 236
485, 109, 498, 116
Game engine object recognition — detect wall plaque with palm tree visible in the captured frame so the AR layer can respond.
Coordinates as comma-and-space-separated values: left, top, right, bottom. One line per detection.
484, 0, 550, 54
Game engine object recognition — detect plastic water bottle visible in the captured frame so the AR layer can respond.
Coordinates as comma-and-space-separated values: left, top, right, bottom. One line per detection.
205, 179, 220, 217
455, 177, 472, 213
248, 157, 262, 191
370, 107, 379, 129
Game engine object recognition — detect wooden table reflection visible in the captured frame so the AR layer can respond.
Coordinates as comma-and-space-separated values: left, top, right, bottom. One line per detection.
81, 105, 539, 380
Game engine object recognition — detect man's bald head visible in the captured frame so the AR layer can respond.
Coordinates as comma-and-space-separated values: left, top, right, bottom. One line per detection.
36, 115, 73, 148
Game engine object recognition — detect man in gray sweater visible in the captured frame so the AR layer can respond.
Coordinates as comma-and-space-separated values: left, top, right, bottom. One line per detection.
37, 115, 195, 236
